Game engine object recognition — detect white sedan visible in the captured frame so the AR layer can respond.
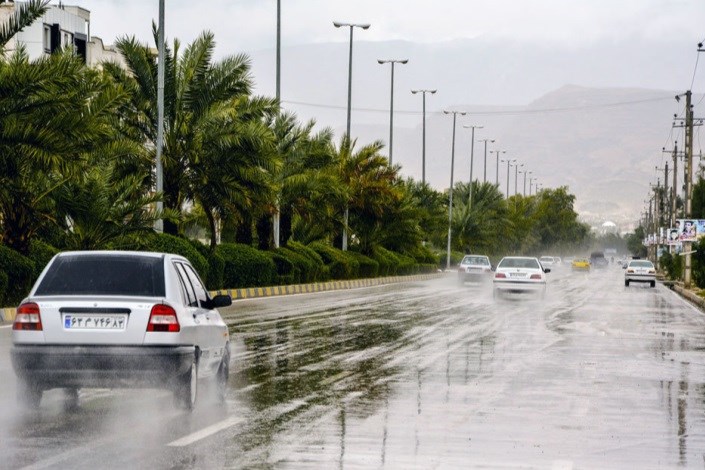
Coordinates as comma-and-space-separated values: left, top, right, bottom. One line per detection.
624, 259, 656, 287
493, 256, 550, 299
11, 251, 232, 411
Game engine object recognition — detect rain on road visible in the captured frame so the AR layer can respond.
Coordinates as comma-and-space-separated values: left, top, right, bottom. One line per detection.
1, 265, 705, 469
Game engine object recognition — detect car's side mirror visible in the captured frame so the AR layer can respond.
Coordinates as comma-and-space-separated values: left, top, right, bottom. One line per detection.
207, 294, 232, 309
544, 268, 551, 273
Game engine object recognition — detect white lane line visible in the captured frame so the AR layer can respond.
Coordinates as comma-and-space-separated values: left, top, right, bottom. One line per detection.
167, 415, 245, 447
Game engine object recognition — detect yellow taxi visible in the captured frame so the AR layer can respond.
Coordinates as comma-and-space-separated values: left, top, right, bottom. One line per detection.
571, 257, 590, 271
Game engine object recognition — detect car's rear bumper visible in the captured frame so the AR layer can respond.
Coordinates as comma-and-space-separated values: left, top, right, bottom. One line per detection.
493, 281, 546, 292
11, 344, 195, 390
458, 271, 491, 282
625, 274, 656, 283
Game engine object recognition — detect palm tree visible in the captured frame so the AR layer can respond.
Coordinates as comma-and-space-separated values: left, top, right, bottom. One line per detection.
0, 49, 128, 254
105, 29, 272, 238
0, 0, 49, 50
451, 181, 510, 255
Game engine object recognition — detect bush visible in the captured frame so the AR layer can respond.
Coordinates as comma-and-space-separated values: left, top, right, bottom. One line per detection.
278, 247, 313, 283
28, 239, 59, 279
287, 241, 327, 281
0, 271, 8, 307
439, 250, 465, 269
405, 245, 439, 265
188, 239, 225, 290
0, 246, 35, 306
395, 252, 418, 275
266, 251, 297, 285
372, 246, 396, 276
144, 233, 209, 283
309, 242, 359, 279
348, 251, 379, 278
216, 243, 276, 288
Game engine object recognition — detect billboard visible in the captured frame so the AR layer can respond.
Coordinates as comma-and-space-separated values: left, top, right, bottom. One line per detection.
672, 219, 705, 242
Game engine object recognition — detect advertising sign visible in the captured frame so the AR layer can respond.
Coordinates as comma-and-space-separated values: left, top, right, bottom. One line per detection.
674, 219, 705, 242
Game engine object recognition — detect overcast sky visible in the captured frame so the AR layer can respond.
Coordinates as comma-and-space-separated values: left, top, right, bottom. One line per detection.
86, 0, 704, 53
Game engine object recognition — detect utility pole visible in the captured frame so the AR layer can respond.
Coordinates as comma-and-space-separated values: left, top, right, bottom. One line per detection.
463, 125, 483, 209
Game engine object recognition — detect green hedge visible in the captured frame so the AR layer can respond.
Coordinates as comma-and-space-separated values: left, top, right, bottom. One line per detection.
439, 250, 465, 269
276, 247, 312, 283
144, 233, 209, 283
0, 270, 8, 307
406, 245, 439, 265
287, 241, 328, 281
0, 245, 35, 306
188, 239, 225, 290
28, 239, 59, 280
266, 250, 297, 285
348, 251, 379, 278
309, 241, 360, 279
216, 243, 276, 288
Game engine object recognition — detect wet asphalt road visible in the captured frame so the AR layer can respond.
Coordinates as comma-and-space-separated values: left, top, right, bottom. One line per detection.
1, 265, 705, 469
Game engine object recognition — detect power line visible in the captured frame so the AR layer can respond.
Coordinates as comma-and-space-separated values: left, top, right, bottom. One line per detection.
282, 95, 674, 117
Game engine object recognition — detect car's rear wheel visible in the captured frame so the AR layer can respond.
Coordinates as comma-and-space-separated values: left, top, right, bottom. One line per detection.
650, 281, 656, 288
625, 280, 629, 287
216, 346, 230, 402
174, 354, 198, 411
17, 379, 42, 409
64, 388, 79, 411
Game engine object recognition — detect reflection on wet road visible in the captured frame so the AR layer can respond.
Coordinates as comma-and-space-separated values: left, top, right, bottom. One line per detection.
1, 266, 705, 468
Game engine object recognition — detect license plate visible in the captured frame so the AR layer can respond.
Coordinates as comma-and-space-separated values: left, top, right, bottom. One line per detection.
63, 314, 128, 330
510, 273, 526, 278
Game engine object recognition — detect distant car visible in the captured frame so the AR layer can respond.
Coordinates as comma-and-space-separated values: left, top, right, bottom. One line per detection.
539, 256, 555, 269
553, 257, 562, 265
590, 251, 609, 268
457, 255, 493, 284
624, 259, 656, 287
571, 257, 591, 271
11, 251, 233, 410
563, 256, 575, 264
493, 256, 549, 299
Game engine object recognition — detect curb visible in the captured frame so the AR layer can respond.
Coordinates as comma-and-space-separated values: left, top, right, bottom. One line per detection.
673, 285, 705, 310
0, 272, 446, 325
211, 272, 445, 300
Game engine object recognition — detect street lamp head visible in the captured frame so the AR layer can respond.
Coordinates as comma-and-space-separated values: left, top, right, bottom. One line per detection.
443, 110, 450, 115
333, 21, 345, 28
360, 24, 371, 29
377, 59, 385, 64
400, 59, 409, 64
430, 89, 437, 94
463, 125, 484, 129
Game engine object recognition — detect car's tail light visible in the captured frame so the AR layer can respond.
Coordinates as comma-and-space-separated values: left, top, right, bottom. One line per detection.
648, 269, 656, 274
495, 273, 506, 279
13, 302, 42, 331
530, 274, 542, 280
627, 269, 634, 273
147, 304, 180, 332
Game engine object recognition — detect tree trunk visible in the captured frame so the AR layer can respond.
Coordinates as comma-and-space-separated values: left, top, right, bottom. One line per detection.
205, 209, 218, 249
235, 213, 253, 245
256, 214, 273, 250
280, 208, 293, 247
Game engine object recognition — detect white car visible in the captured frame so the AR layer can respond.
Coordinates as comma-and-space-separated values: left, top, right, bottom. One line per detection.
539, 256, 556, 269
11, 251, 232, 410
457, 254, 493, 284
493, 256, 549, 299
624, 259, 656, 287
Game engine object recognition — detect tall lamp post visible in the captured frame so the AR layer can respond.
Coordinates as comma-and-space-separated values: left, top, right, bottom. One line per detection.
478, 138, 495, 183
378, 59, 408, 165
501, 159, 516, 199
491, 150, 506, 186
514, 163, 524, 196
412, 89, 437, 184
334, 21, 370, 251
522, 171, 532, 196
463, 125, 483, 209
155, 0, 165, 233
443, 110, 467, 270
529, 177, 536, 195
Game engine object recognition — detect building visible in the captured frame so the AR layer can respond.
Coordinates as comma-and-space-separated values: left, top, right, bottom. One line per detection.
1, 2, 125, 69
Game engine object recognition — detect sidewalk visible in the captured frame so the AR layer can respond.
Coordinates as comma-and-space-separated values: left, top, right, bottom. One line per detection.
0, 272, 446, 325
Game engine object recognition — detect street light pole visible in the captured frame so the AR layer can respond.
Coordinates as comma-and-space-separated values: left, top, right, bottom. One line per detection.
155, 0, 165, 233
334, 21, 370, 251
523, 171, 532, 196
501, 159, 516, 199
514, 163, 524, 196
491, 149, 505, 186
411, 89, 437, 185
478, 138, 494, 183
444, 110, 467, 270
379, 59, 408, 165
463, 125, 483, 209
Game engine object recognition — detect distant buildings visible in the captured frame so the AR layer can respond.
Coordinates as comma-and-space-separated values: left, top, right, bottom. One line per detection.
1, 2, 126, 69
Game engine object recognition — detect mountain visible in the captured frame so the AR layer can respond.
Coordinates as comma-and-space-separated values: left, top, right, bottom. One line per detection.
244, 37, 701, 223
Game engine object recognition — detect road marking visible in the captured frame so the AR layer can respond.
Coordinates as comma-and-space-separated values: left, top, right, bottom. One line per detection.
167, 415, 245, 447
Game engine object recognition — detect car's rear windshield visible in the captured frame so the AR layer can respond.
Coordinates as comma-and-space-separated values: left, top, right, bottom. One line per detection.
629, 261, 654, 268
461, 256, 490, 265
499, 258, 540, 269
35, 254, 165, 297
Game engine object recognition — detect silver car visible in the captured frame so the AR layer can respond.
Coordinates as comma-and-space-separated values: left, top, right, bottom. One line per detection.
11, 251, 232, 410
457, 255, 493, 285
624, 259, 656, 287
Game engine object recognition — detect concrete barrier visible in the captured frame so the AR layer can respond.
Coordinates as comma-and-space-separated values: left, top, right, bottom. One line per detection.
673, 284, 705, 310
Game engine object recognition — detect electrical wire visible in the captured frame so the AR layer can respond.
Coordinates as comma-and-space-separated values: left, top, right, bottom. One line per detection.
281, 95, 674, 117
690, 49, 700, 91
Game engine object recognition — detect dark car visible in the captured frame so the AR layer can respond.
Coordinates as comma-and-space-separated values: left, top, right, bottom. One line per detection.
590, 251, 609, 268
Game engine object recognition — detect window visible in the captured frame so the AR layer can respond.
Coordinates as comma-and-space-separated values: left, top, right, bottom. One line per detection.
36, 255, 166, 297
183, 264, 209, 307
174, 263, 197, 307
43, 25, 51, 53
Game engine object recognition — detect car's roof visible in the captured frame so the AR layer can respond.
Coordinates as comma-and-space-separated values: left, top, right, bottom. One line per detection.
56, 251, 187, 261
501, 256, 538, 260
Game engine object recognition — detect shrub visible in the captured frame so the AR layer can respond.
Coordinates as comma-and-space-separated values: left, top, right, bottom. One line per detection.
188, 239, 225, 290
216, 243, 276, 288
0, 246, 35, 306
405, 245, 439, 265
348, 251, 379, 278
28, 239, 59, 279
309, 242, 358, 279
266, 251, 297, 285
0, 271, 8, 307
395, 252, 418, 275
287, 241, 326, 281
144, 233, 209, 283
372, 246, 396, 276
278, 247, 313, 283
